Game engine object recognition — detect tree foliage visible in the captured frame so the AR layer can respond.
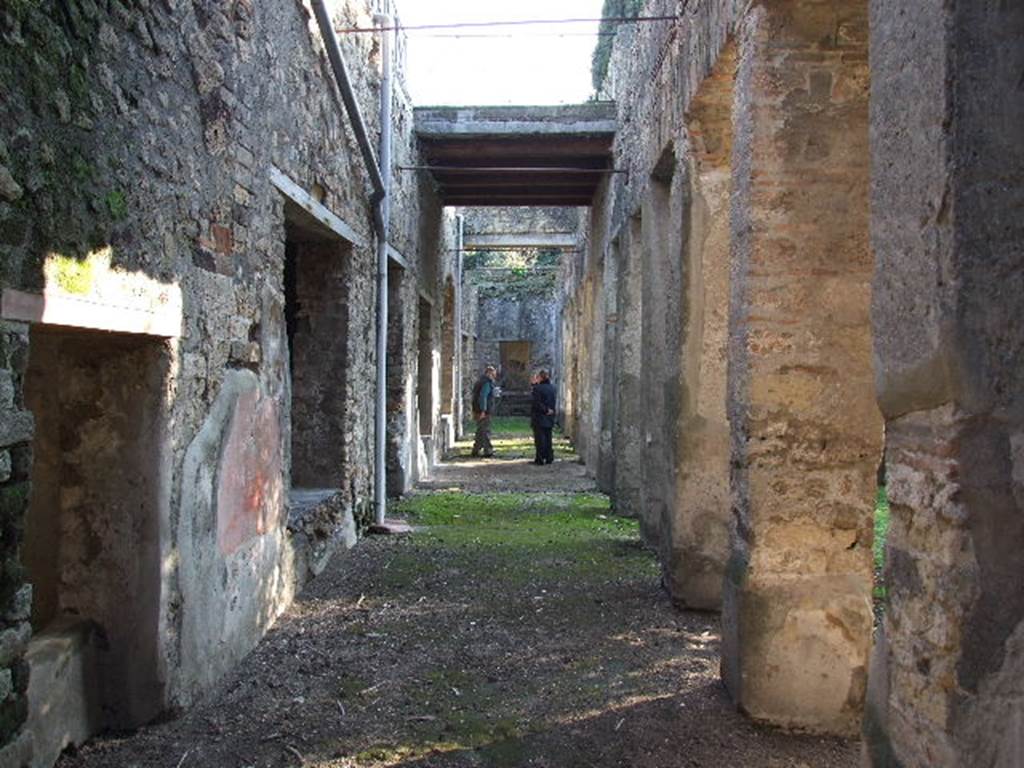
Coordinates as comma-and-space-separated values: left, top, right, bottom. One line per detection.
590, 0, 645, 92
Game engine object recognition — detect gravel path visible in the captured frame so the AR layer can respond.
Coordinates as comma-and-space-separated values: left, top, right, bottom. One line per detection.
58, 439, 859, 768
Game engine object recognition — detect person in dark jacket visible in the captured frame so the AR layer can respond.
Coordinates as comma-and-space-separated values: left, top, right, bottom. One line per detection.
531, 369, 557, 465
470, 365, 497, 458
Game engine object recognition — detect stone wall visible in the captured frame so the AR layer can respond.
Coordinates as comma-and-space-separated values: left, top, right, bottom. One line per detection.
562, 0, 1024, 758
865, 2, 1024, 765
472, 274, 560, 396
559, 0, 878, 737
723, 0, 878, 735
0, 0, 451, 762
559, 0, 742, 600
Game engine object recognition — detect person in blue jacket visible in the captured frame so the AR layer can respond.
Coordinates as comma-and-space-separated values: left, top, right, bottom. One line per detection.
531, 370, 557, 465
470, 365, 497, 458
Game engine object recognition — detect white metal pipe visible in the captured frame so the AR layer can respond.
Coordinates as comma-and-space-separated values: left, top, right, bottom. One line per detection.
310, 0, 385, 203
454, 214, 465, 439
373, 12, 393, 526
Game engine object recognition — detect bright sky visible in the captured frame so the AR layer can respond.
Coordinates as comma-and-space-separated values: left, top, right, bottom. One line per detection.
397, 0, 606, 106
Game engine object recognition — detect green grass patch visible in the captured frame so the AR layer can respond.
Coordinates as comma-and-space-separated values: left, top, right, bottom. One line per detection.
452, 433, 575, 461
874, 486, 890, 572
393, 491, 654, 586
463, 415, 534, 435
873, 485, 890, 602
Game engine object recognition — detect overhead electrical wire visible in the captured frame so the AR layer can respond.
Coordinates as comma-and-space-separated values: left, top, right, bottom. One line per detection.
411, 32, 619, 39
336, 15, 680, 35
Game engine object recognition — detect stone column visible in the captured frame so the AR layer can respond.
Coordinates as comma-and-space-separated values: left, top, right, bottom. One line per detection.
596, 238, 620, 494
640, 154, 681, 560
671, 41, 737, 610
722, 0, 880, 734
612, 215, 645, 519
865, 2, 1024, 765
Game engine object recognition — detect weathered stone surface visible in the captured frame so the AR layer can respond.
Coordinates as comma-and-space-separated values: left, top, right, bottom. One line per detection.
0, 624, 31, 668
25, 620, 101, 768
0, 167, 21, 203
723, 0, 879, 735
561, 0, 878, 737
0, 729, 32, 768
0, 414, 32, 450
0, 0, 455, 757
865, 1, 1024, 765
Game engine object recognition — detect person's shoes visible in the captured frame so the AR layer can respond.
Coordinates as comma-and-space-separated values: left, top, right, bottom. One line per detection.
533, 459, 543, 465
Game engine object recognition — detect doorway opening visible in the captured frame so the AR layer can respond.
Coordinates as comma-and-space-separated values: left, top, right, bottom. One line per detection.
417, 298, 434, 437
440, 279, 456, 417
23, 325, 170, 760
283, 204, 352, 504
499, 340, 532, 391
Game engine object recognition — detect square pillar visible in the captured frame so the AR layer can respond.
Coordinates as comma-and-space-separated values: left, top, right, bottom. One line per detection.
865, 1, 1024, 765
722, 0, 880, 735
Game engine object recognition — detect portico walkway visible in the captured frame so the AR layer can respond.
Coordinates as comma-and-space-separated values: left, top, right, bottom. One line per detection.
58, 426, 858, 768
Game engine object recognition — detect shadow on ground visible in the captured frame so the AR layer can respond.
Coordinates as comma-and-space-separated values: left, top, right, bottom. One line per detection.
58, 442, 858, 768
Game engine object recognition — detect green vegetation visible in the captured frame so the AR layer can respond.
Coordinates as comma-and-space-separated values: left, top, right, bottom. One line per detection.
452, 434, 575, 461
873, 485, 890, 602
46, 251, 97, 294
105, 189, 128, 220
591, 0, 645, 91
489, 415, 532, 434
464, 249, 562, 270
393, 491, 644, 571
873, 485, 890, 573
340, 489, 657, 764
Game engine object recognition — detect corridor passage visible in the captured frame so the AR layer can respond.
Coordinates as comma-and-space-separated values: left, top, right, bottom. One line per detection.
60, 422, 858, 768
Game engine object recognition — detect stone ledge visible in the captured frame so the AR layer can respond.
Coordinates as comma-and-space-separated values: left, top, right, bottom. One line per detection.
1, 289, 181, 339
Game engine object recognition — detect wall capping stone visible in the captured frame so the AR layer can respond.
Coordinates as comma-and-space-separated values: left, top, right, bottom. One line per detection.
1, 288, 182, 339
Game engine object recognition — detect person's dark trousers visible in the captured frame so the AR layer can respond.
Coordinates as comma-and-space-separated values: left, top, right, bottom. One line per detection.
472, 415, 493, 457
539, 426, 554, 464
532, 424, 544, 464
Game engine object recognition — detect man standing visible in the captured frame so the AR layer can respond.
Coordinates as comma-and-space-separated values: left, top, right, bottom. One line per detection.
531, 369, 556, 465
470, 365, 497, 458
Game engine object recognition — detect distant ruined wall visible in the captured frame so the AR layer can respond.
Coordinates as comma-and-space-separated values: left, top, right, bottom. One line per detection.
463, 207, 570, 409
0, 0, 449, 762
472, 278, 559, 392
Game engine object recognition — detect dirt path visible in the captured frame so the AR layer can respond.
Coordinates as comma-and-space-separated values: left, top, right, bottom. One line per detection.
59, 433, 858, 768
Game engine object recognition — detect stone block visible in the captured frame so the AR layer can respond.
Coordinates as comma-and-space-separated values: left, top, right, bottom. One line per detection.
2, 587, 31, 624
0, 411, 32, 450
228, 340, 261, 366
0, 483, 29, 534
722, 573, 873, 735
25, 621, 102, 768
0, 372, 14, 412
0, 167, 22, 203
0, 452, 10, 484
0, 669, 12, 702
0, 624, 31, 668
